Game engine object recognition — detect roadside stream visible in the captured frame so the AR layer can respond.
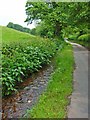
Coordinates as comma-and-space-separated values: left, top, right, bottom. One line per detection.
2, 65, 53, 119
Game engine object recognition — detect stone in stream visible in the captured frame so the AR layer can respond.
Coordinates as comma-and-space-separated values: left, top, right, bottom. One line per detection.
27, 100, 32, 103
24, 86, 30, 90
40, 79, 45, 81
40, 80, 46, 84
32, 86, 39, 90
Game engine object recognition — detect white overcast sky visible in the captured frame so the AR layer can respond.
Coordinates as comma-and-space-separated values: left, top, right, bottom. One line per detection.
0, 0, 35, 29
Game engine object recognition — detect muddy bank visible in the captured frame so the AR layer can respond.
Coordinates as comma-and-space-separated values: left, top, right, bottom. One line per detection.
2, 65, 53, 119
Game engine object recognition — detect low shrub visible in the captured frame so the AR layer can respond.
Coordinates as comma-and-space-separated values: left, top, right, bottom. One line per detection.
78, 34, 90, 42
68, 35, 77, 40
2, 39, 57, 96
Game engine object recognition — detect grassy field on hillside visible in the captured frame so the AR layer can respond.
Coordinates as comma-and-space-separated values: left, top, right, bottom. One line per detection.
1, 26, 36, 45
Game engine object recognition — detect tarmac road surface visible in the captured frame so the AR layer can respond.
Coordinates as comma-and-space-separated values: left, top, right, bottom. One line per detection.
66, 41, 89, 118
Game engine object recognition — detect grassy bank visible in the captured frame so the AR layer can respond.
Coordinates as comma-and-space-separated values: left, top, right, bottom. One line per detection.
25, 43, 74, 118
2, 26, 35, 44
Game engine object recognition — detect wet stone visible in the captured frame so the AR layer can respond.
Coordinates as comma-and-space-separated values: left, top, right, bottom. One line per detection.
32, 86, 39, 90
24, 86, 30, 90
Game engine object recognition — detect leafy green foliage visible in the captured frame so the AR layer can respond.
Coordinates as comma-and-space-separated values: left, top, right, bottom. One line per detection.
78, 34, 90, 42
68, 35, 77, 40
76, 34, 90, 49
68, 33, 90, 49
63, 24, 89, 49
7, 22, 31, 34
30, 28, 36, 35
35, 21, 54, 38
2, 26, 57, 96
25, 2, 89, 38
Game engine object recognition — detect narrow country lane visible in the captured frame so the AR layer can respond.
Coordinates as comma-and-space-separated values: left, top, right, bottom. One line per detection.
67, 41, 88, 118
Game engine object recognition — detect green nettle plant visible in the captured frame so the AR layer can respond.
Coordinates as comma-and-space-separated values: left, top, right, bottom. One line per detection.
2, 39, 57, 96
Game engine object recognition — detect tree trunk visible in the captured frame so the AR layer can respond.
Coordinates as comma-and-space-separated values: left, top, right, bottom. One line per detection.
54, 21, 62, 37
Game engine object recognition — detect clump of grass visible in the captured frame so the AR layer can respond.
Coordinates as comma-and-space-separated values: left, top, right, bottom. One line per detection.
25, 43, 74, 118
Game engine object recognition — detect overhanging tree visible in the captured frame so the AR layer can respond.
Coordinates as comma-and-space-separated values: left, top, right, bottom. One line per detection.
25, 1, 89, 38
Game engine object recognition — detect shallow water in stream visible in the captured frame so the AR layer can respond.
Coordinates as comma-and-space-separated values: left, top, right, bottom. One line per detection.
2, 65, 53, 119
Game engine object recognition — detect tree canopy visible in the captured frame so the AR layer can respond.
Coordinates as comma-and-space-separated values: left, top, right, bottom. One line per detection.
7, 22, 31, 34
25, 2, 89, 38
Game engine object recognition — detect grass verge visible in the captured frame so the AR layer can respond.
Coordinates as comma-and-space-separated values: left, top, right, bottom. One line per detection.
25, 43, 74, 118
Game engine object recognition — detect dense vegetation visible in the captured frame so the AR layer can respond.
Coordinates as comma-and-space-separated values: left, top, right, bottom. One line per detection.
2, 26, 57, 96
25, 2, 89, 39
25, 2, 89, 49
7, 22, 31, 34
67, 29, 90, 49
25, 43, 74, 118
75, 34, 90, 49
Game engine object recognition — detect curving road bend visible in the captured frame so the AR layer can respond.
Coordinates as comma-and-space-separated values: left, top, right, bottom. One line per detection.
66, 40, 89, 118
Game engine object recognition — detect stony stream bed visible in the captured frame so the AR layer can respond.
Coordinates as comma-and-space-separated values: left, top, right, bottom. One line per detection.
2, 65, 53, 119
